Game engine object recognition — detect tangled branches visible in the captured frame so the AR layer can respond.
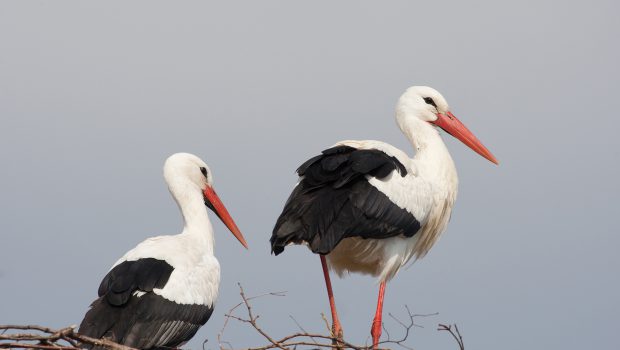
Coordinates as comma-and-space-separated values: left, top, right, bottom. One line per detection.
1, 285, 465, 350
216, 283, 463, 350
0, 325, 134, 350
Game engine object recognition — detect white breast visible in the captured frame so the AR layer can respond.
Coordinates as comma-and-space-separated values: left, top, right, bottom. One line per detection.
154, 254, 220, 306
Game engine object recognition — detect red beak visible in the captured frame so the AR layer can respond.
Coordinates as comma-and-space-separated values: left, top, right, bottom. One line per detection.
432, 111, 498, 165
203, 186, 249, 249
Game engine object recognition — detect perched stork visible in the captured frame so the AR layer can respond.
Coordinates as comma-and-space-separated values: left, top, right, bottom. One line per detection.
271, 86, 497, 348
79, 153, 248, 349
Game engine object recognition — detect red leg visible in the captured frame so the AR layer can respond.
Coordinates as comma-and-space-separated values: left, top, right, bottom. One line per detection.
371, 281, 387, 349
320, 255, 343, 340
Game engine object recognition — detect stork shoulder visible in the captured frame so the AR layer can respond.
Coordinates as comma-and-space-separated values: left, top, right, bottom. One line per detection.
112, 235, 177, 268
335, 140, 416, 176
105, 235, 220, 306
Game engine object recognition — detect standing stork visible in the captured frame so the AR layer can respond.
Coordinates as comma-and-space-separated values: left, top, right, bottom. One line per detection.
270, 86, 497, 348
79, 153, 248, 349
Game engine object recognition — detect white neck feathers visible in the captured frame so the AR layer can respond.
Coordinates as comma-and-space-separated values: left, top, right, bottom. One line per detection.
398, 115, 458, 194
165, 174, 215, 254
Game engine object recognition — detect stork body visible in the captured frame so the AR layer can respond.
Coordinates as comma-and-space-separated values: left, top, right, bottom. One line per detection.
271, 86, 497, 348
79, 153, 247, 349
325, 139, 456, 282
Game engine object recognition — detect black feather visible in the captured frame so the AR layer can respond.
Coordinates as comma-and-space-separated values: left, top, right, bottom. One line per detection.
79, 258, 212, 349
80, 293, 213, 350
97, 258, 173, 306
271, 145, 420, 255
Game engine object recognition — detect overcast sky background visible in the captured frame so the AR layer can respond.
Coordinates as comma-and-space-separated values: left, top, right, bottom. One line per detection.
1, 1, 618, 349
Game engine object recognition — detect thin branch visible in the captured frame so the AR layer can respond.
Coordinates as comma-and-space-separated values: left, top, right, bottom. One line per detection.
289, 316, 319, 345
216, 284, 444, 350
0, 342, 79, 350
438, 324, 465, 350
320, 313, 332, 335
218, 288, 286, 350
376, 306, 438, 349
238, 283, 288, 350
0, 325, 137, 350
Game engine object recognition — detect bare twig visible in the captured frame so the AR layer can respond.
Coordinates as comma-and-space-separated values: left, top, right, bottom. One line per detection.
289, 316, 319, 345
375, 306, 438, 350
218, 287, 287, 350
438, 324, 465, 350
0, 325, 137, 350
217, 284, 444, 350
0, 342, 79, 350
237, 283, 288, 350
320, 313, 332, 334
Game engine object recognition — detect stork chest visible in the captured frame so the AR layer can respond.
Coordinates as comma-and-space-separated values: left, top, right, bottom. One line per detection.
154, 254, 221, 306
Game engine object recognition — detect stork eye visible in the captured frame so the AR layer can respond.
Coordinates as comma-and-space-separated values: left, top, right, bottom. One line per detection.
423, 97, 438, 108
200, 167, 208, 177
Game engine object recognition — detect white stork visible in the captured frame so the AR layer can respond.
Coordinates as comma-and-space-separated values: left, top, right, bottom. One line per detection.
79, 153, 248, 349
271, 86, 497, 348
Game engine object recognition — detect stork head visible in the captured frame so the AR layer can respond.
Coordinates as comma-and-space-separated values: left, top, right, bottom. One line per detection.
396, 86, 498, 165
164, 153, 249, 249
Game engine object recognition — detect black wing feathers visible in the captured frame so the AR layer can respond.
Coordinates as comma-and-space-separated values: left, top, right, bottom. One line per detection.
97, 258, 173, 306
80, 258, 213, 349
80, 293, 213, 350
271, 145, 420, 255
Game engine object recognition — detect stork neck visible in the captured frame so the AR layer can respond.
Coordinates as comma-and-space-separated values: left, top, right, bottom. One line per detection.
400, 117, 458, 184
169, 180, 215, 254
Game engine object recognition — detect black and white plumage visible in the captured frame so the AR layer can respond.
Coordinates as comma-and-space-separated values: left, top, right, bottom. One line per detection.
270, 86, 497, 348
80, 259, 212, 349
272, 145, 420, 256
271, 137, 455, 282
79, 153, 248, 349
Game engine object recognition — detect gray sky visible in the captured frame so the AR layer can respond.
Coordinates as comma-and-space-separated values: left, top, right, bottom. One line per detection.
1, 1, 618, 349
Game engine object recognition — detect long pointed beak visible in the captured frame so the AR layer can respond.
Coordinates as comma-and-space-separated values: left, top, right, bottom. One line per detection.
432, 111, 499, 165
203, 186, 249, 249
